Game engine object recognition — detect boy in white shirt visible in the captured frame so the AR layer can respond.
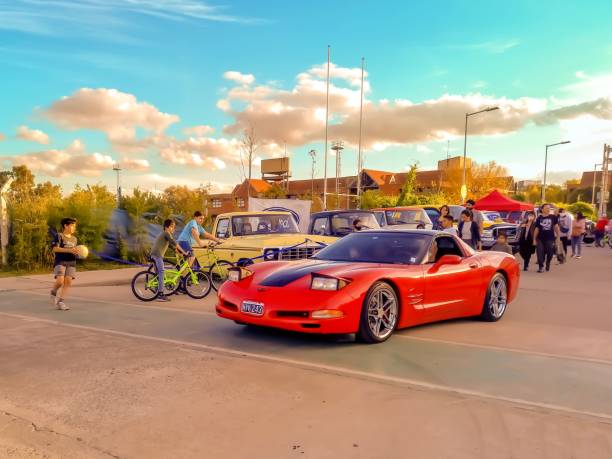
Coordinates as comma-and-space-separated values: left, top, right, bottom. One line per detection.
441, 215, 458, 236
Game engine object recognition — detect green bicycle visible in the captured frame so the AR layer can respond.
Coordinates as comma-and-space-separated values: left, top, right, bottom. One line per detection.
201, 244, 234, 291
131, 254, 212, 301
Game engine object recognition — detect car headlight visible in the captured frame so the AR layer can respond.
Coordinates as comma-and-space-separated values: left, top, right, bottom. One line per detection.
263, 248, 279, 261
310, 274, 349, 291
228, 267, 253, 282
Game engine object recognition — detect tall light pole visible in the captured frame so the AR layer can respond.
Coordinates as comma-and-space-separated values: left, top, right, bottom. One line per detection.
356, 57, 365, 207
332, 140, 344, 209
323, 45, 331, 210
541, 140, 571, 202
461, 106, 499, 201
308, 149, 317, 202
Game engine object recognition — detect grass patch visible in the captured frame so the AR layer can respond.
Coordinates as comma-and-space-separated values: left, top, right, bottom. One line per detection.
0, 258, 136, 278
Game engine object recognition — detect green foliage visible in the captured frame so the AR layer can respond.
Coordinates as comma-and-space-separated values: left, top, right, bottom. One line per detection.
511, 194, 526, 202
567, 201, 597, 220
395, 164, 418, 206
262, 183, 287, 199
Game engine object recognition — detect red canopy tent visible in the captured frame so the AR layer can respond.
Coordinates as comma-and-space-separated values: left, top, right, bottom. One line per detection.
473, 189, 534, 212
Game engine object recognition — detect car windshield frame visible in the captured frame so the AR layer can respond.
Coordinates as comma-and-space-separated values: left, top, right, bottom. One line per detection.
330, 212, 381, 232
231, 214, 300, 236
384, 209, 432, 226
313, 231, 431, 265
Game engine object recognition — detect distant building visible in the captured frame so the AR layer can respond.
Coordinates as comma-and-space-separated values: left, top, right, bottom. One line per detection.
516, 180, 541, 192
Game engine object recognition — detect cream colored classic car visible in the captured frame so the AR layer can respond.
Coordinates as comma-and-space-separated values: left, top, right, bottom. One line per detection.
194, 211, 337, 266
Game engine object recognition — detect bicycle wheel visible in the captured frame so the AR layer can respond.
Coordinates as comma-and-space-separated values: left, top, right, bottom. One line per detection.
183, 270, 213, 299
209, 260, 234, 291
131, 270, 160, 301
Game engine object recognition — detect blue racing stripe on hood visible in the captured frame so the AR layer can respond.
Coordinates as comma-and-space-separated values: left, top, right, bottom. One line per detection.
259, 261, 347, 287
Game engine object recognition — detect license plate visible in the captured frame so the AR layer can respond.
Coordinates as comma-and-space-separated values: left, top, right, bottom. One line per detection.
241, 301, 264, 316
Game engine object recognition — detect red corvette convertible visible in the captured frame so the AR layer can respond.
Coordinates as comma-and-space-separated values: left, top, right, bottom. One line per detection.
216, 230, 520, 343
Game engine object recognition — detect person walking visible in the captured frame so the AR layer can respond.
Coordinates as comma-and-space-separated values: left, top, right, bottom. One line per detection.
558, 208, 573, 257
177, 211, 221, 266
594, 215, 609, 247
457, 209, 481, 250
465, 199, 484, 238
571, 212, 587, 258
151, 219, 189, 302
518, 211, 536, 271
436, 205, 451, 231
50, 217, 79, 311
533, 203, 560, 273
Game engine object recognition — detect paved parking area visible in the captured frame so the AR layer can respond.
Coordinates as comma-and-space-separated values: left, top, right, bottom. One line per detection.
1, 246, 612, 458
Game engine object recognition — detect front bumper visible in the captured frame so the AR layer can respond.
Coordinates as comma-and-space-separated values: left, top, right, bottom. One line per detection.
216, 282, 361, 334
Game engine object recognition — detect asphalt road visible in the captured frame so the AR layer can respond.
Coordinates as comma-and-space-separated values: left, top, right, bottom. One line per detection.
1, 245, 612, 458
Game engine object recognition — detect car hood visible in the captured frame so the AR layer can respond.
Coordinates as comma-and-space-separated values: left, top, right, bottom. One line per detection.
250, 258, 412, 287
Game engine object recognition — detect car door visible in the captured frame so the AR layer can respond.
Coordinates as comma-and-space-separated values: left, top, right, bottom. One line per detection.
422, 235, 482, 320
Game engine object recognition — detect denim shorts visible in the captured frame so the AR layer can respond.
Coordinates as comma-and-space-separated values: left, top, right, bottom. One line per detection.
178, 241, 193, 256
54, 264, 76, 279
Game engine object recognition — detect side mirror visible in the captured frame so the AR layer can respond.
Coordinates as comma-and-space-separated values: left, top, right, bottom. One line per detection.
428, 254, 462, 273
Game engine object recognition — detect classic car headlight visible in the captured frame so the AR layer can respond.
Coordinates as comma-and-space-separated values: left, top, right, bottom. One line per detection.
310, 274, 349, 291
263, 248, 280, 261
228, 267, 253, 282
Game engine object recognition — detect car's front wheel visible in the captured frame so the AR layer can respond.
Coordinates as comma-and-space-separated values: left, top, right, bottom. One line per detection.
357, 282, 399, 344
481, 273, 508, 322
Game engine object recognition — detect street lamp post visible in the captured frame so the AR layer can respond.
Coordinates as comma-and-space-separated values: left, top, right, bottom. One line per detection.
461, 106, 499, 201
541, 141, 571, 202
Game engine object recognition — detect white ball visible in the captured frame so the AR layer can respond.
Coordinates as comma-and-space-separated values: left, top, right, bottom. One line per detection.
76, 245, 89, 259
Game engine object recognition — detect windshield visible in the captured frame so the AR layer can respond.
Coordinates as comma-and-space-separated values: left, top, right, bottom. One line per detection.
483, 212, 501, 221
385, 209, 432, 226
313, 232, 430, 265
331, 212, 380, 232
232, 214, 299, 236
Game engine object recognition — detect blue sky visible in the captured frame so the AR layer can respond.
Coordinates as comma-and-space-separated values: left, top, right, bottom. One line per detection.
1, 0, 612, 193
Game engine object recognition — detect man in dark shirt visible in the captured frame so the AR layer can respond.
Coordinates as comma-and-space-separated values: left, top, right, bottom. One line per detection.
151, 219, 189, 302
533, 203, 560, 273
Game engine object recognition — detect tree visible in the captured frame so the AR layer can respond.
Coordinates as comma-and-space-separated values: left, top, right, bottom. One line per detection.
396, 164, 418, 206
468, 161, 511, 197
262, 183, 287, 199
160, 185, 209, 222
239, 126, 259, 190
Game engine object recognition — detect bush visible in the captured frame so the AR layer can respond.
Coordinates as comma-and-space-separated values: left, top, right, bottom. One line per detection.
567, 201, 597, 220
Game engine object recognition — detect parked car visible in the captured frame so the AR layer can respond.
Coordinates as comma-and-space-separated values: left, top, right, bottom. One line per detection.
194, 211, 337, 266
481, 223, 520, 252
217, 230, 520, 343
481, 211, 504, 229
308, 210, 381, 238
372, 207, 434, 230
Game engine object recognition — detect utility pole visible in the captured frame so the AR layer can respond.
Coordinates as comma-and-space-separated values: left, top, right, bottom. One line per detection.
592, 163, 601, 207
112, 163, 122, 207
308, 149, 316, 202
600, 144, 611, 217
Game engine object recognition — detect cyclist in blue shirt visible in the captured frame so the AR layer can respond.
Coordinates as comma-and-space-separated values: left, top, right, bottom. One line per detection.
177, 211, 221, 266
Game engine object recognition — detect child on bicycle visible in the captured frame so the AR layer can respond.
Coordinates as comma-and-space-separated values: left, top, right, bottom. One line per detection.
51, 217, 79, 311
151, 219, 189, 302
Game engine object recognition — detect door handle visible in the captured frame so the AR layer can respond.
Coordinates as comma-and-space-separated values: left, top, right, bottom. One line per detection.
469, 263, 479, 269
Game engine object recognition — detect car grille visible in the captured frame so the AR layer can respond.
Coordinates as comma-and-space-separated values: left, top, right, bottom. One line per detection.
492, 225, 519, 242
279, 247, 321, 260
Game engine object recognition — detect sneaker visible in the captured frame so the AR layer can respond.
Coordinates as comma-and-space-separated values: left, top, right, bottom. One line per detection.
545, 266, 550, 272
157, 294, 171, 302
576, 255, 581, 259
56, 300, 70, 311
537, 268, 544, 273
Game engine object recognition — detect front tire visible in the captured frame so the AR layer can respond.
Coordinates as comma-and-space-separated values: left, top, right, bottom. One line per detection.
209, 260, 234, 291
481, 273, 508, 322
357, 282, 399, 344
131, 270, 160, 302
183, 270, 212, 299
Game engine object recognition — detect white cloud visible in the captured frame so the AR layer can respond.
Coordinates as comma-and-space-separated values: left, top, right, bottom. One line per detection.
120, 158, 150, 171
451, 39, 521, 54
223, 71, 255, 85
157, 135, 240, 170
16, 125, 50, 144
183, 125, 215, 136
43, 88, 179, 151
416, 145, 432, 153
2, 140, 114, 177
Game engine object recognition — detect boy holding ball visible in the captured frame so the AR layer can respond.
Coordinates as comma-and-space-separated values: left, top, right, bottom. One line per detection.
51, 217, 79, 311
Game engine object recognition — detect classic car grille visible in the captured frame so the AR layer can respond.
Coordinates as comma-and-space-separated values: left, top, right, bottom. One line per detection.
492, 225, 519, 242
279, 247, 321, 260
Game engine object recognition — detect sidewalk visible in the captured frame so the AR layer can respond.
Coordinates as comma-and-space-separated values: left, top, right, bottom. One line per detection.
0, 267, 142, 292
